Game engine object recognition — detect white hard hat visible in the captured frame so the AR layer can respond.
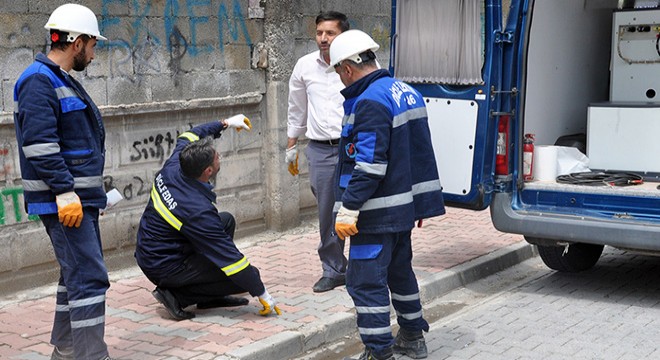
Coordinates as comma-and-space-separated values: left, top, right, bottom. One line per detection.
326, 29, 379, 73
44, 3, 107, 42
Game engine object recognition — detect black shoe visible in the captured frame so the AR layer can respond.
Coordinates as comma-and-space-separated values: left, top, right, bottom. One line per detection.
343, 347, 394, 360
312, 276, 346, 293
152, 287, 195, 320
393, 328, 428, 359
51, 346, 73, 360
197, 295, 250, 309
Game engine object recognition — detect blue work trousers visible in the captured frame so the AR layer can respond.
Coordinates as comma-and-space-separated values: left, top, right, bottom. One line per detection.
306, 141, 347, 279
147, 212, 253, 307
346, 231, 429, 353
40, 208, 109, 360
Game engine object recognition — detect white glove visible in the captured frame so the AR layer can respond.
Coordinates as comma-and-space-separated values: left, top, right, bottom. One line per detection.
335, 205, 359, 240
285, 145, 299, 176
257, 289, 282, 316
224, 114, 252, 132
55, 191, 83, 228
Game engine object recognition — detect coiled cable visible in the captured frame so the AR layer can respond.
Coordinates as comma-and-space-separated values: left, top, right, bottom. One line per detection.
555, 171, 643, 187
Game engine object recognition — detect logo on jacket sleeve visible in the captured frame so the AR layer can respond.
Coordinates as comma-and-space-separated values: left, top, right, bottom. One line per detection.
345, 143, 357, 158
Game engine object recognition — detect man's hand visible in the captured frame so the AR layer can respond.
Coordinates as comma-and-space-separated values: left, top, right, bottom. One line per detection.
335, 206, 359, 240
56, 191, 83, 228
257, 289, 282, 316
285, 145, 299, 176
224, 114, 252, 132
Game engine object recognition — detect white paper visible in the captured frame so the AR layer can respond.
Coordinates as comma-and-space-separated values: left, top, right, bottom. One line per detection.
105, 188, 123, 210
556, 146, 590, 175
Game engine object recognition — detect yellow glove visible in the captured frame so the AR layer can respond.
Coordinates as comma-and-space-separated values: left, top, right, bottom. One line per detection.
257, 289, 282, 316
285, 145, 299, 176
56, 191, 83, 228
335, 205, 359, 240
224, 114, 252, 132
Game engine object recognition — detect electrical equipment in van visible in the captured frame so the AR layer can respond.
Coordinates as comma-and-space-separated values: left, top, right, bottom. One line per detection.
587, 103, 660, 173
610, 9, 660, 102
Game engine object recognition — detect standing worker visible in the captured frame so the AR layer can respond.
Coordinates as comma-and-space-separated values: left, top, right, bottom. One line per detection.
286, 11, 350, 293
13, 4, 113, 360
328, 30, 446, 360
135, 118, 282, 320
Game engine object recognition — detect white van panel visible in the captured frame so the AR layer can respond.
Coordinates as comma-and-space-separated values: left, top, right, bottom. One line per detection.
587, 104, 660, 173
425, 98, 478, 195
523, 0, 612, 146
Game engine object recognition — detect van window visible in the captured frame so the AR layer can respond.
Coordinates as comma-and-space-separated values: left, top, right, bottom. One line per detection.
393, 0, 485, 85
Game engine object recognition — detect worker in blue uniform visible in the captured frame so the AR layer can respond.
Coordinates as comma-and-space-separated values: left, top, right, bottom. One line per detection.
327, 30, 446, 360
13, 4, 113, 360
135, 117, 282, 321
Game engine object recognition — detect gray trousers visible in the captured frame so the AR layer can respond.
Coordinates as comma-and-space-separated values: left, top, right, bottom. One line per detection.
305, 141, 347, 279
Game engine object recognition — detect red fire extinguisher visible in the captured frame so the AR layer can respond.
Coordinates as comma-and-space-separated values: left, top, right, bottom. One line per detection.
522, 133, 535, 181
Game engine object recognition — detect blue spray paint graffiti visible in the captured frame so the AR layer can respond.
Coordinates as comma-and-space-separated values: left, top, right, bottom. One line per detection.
101, 0, 251, 56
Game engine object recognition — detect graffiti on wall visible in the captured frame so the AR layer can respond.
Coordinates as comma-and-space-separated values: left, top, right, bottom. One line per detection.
0, 187, 39, 226
129, 129, 181, 163
100, 0, 252, 77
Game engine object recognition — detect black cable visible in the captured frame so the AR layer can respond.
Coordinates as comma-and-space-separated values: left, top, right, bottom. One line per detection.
555, 171, 643, 187
656, 33, 660, 58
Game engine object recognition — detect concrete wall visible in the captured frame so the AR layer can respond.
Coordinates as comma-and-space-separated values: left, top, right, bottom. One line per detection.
0, 0, 391, 293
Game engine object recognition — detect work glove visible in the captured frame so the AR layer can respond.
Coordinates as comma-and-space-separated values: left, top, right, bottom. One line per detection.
285, 145, 299, 176
224, 114, 252, 132
335, 205, 359, 240
56, 191, 83, 228
257, 289, 282, 316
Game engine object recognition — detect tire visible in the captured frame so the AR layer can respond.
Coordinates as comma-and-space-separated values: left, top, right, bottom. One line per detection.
533, 240, 604, 272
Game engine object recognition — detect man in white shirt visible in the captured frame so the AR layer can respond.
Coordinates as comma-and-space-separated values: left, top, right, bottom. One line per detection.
286, 11, 349, 293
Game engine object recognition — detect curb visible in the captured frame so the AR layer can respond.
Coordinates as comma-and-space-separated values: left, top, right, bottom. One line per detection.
227, 242, 538, 360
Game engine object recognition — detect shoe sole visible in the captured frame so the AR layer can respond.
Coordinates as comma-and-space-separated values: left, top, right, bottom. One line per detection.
152, 290, 194, 320
393, 345, 428, 359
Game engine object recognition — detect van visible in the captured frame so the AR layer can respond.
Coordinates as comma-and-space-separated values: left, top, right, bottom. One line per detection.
390, 0, 660, 272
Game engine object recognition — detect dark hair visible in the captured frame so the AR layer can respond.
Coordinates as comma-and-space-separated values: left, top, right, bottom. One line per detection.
316, 11, 350, 32
49, 30, 91, 51
179, 137, 216, 179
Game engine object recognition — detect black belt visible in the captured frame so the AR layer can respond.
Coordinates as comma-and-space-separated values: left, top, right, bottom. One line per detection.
310, 138, 340, 146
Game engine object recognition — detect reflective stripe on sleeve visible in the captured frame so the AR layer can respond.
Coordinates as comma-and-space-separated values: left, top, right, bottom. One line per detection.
178, 132, 200, 142
22, 143, 61, 158
221, 256, 250, 276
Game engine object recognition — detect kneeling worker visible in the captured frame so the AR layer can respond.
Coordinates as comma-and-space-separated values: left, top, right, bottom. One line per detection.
135, 116, 282, 320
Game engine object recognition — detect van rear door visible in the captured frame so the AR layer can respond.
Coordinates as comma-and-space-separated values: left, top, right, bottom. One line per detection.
390, 0, 519, 210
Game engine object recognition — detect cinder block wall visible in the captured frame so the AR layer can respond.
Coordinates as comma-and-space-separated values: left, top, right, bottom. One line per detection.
0, 0, 391, 293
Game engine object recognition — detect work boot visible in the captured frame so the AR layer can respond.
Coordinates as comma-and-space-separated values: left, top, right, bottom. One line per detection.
343, 347, 394, 360
152, 287, 195, 320
51, 346, 73, 360
393, 327, 428, 359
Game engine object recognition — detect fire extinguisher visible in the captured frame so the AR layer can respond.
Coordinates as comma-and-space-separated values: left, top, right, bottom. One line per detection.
522, 133, 535, 181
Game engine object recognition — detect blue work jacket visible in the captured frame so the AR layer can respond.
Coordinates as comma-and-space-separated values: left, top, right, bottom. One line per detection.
335, 69, 446, 233
135, 121, 265, 297
14, 53, 106, 214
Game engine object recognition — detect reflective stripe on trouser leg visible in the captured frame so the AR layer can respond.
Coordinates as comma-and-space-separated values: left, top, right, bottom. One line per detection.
306, 142, 346, 278
52, 283, 72, 347
346, 232, 396, 352
41, 208, 110, 360
388, 230, 429, 332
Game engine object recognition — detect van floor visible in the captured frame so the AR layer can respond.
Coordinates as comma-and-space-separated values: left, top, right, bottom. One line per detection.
524, 180, 660, 198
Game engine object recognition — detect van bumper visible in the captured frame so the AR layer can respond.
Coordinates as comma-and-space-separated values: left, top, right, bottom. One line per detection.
490, 192, 660, 252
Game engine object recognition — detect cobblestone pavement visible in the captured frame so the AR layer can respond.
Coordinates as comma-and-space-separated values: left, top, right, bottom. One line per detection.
0, 208, 526, 360
409, 247, 660, 360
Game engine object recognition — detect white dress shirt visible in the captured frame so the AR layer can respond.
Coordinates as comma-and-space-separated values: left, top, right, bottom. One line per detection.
287, 50, 344, 141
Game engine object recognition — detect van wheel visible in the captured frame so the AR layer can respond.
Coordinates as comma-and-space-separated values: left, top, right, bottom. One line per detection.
535, 242, 604, 272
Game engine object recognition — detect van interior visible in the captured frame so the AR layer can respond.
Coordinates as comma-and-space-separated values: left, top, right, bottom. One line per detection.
523, 0, 660, 197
